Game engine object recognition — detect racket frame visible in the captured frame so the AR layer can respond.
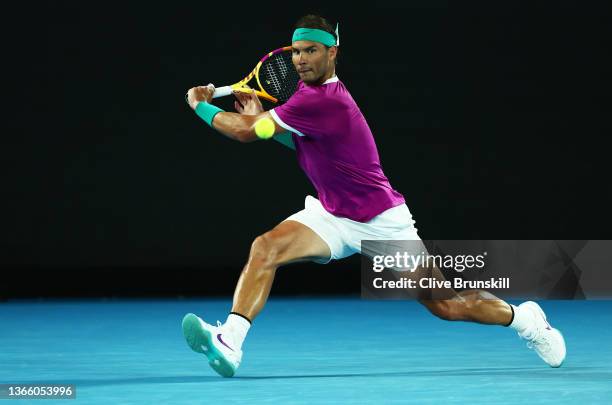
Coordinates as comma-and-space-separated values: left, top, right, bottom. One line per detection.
212, 46, 293, 104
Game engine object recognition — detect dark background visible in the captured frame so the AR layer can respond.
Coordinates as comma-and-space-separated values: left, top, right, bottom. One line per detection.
3, 1, 611, 298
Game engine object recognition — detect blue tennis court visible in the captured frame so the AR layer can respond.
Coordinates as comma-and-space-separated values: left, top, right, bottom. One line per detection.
1, 298, 611, 404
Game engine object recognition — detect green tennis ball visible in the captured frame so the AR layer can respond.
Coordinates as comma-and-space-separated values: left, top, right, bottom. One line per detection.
254, 118, 275, 139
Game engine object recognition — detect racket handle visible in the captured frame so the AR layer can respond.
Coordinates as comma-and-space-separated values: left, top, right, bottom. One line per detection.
212, 86, 233, 99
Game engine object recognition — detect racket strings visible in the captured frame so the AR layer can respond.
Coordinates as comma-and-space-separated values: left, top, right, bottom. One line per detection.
259, 52, 299, 103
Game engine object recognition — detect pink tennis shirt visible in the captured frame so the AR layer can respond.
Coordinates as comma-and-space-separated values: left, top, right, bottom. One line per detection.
269, 76, 405, 222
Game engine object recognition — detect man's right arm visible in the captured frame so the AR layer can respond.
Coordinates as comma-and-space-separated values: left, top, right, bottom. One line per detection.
186, 85, 286, 143
209, 110, 286, 143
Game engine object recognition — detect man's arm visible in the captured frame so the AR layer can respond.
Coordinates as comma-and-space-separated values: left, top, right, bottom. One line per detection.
186, 85, 286, 143
211, 111, 285, 143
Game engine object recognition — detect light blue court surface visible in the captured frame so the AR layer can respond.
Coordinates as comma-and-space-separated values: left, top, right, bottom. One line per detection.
1, 298, 611, 404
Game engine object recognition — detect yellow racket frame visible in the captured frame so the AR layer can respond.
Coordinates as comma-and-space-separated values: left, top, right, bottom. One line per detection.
213, 46, 293, 104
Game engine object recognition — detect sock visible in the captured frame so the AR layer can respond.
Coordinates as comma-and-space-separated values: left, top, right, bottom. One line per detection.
508, 304, 534, 337
224, 313, 251, 350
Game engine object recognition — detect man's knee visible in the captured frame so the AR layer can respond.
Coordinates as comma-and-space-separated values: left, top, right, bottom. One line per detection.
249, 232, 283, 268
422, 300, 463, 321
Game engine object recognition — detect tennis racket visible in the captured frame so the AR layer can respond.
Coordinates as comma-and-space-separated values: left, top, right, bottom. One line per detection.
212, 46, 299, 104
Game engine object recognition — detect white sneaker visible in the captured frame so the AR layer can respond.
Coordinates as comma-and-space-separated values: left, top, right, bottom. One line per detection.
182, 313, 242, 377
517, 301, 566, 368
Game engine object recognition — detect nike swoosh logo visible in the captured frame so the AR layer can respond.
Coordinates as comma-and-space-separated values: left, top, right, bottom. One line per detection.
216, 334, 234, 352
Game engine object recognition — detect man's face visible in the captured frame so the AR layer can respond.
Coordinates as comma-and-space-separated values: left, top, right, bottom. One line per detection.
291, 40, 336, 84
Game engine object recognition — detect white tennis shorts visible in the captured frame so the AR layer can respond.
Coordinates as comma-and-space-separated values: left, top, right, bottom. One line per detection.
284, 195, 422, 263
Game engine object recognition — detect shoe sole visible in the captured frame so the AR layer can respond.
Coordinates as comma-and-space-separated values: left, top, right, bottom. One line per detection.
182, 313, 236, 377
523, 302, 566, 368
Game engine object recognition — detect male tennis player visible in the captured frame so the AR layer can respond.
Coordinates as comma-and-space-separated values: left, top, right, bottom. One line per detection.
183, 15, 566, 377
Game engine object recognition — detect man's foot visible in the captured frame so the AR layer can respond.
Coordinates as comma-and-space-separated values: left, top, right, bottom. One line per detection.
516, 301, 566, 367
182, 313, 242, 377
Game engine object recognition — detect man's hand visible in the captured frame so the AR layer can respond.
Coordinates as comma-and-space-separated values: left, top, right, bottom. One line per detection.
186, 84, 215, 110
233, 89, 264, 115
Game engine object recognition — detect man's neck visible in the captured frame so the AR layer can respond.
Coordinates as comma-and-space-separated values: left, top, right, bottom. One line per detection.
320, 69, 336, 83
306, 69, 336, 86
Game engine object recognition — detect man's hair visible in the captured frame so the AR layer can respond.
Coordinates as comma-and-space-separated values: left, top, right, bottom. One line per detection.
294, 14, 339, 64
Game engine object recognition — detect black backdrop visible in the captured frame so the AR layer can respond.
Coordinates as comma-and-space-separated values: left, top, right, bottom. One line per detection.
3, 1, 611, 298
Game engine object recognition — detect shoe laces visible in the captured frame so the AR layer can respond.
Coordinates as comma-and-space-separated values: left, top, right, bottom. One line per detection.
525, 327, 552, 355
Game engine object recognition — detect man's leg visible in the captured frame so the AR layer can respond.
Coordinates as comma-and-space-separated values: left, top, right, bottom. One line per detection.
410, 265, 513, 325
406, 265, 565, 367
232, 219, 331, 320
182, 219, 331, 377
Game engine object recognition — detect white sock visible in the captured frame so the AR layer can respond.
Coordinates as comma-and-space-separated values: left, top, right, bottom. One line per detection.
509, 304, 534, 337
224, 313, 251, 350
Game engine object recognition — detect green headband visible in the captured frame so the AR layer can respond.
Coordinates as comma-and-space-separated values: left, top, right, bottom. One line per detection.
292, 26, 339, 47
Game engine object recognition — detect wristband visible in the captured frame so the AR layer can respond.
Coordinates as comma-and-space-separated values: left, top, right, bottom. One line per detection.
195, 102, 224, 127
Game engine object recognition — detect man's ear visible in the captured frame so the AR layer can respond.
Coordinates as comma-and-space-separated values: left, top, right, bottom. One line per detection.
328, 46, 338, 62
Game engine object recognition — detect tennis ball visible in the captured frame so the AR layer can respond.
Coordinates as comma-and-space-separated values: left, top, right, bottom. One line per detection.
254, 117, 275, 139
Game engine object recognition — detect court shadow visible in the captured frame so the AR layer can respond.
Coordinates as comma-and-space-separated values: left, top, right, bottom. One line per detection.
14, 366, 609, 387
13, 375, 228, 387
236, 366, 610, 381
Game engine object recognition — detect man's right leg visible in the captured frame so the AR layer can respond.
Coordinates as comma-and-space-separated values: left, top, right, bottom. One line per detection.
231, 219, 331, 320
182, 220, 331, 377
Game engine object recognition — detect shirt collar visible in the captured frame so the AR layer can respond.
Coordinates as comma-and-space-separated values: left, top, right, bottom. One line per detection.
323, 76, 339, 84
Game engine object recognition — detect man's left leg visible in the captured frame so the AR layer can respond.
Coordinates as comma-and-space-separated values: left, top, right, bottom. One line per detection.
412, 265, 566, 367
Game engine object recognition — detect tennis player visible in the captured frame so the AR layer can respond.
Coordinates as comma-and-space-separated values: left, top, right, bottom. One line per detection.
183, 15, 566, 377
